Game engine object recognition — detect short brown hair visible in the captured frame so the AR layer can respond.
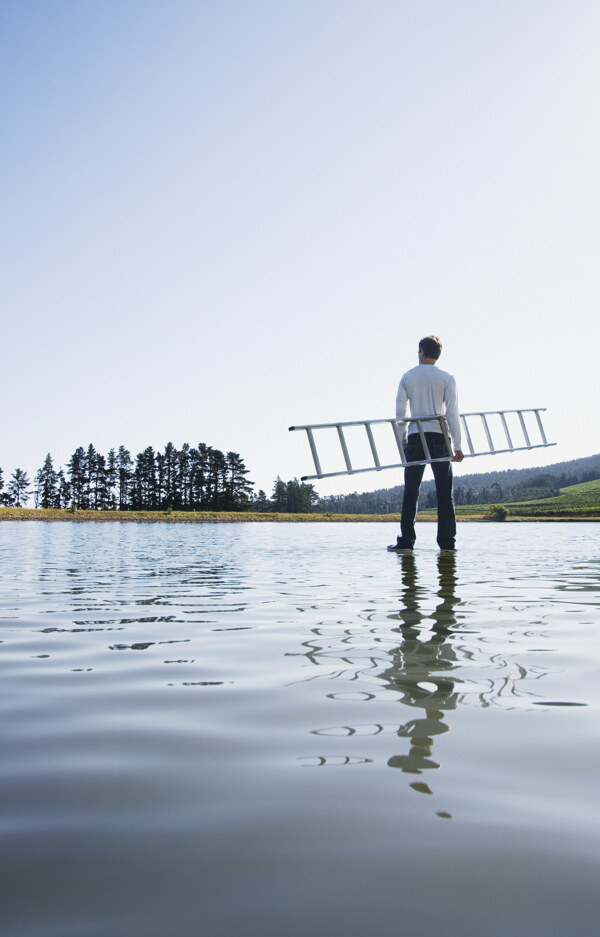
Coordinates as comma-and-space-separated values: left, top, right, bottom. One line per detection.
419, 335, 442, 359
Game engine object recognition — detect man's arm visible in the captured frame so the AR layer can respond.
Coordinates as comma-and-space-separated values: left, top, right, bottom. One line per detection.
395, 379, 409, 444
444, 376, 464, 461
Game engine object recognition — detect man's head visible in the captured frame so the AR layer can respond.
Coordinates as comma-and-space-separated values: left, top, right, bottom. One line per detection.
418, 335, 442, 362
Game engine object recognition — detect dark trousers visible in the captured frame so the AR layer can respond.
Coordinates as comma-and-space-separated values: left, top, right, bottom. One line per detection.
400, 432, 456, 549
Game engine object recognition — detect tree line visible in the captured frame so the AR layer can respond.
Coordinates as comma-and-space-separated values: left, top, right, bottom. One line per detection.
6, 446, 596, 515
253, 477, 319, 513
0, 443, 254, 511
316, 454, 600, 514
0, 446, 320, 514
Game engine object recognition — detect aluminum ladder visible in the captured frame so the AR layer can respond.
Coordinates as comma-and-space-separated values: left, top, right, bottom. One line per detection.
289, 408, 554, 482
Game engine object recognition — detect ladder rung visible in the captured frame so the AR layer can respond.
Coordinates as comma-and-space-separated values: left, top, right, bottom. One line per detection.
336, 425, 353, 472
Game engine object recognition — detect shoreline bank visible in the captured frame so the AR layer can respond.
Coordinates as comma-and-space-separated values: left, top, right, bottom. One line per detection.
1, 508, 598, 524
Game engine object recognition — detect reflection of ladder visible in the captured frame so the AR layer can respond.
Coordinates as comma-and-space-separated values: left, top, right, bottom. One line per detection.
289, 408, 554, 481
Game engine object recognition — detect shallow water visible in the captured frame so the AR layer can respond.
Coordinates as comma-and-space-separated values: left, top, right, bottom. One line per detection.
1, 520, 599, 937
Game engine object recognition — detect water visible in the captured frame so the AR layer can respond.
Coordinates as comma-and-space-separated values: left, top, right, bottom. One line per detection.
1, 520, 599, 937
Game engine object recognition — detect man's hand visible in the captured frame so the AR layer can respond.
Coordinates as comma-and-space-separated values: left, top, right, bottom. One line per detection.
453, 450, 464, 463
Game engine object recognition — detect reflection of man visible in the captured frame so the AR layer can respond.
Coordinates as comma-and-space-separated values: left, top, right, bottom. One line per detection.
382, 552, 460, 790
389, 335, 464, 553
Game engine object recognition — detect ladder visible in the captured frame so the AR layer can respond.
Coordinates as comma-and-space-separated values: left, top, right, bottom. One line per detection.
289, 408, 554, 482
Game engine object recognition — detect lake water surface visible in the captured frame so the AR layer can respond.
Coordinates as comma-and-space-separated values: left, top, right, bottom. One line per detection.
1, 521, 599, 937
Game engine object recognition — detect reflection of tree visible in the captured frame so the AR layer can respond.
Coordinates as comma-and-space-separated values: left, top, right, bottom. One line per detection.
379, 553, 460, 794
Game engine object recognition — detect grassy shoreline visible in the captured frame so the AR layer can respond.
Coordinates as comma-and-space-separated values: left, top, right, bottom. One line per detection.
1, 507, 598, 523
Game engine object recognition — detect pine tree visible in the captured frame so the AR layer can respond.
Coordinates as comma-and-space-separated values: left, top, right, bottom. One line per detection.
68, 447, 86, 508
132, 447, 158, 509
297, 480, 318, 513
207, 448, 227, 508
56, 469, 71, 508
84, 444, 98, 509
224, 451, 254, 510
271, 477, 287, 512
93, 452, 108, 509
117, 446, 133, 510
106, 449, 118, 510
34, 469, 42, 508
36, 453, 59, 508
253, 489, 269, 512
286, 479, 301, 512
177, 443, 192, 509
162, 442, 178, 508
8, 468, 31, 507
198, 446, 214, 507
156, 452, 166, 508
191, 443, 210, 508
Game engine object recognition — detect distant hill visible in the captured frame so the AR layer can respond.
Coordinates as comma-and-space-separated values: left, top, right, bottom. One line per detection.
504, 478, 600, 517
317, 452, 600, 514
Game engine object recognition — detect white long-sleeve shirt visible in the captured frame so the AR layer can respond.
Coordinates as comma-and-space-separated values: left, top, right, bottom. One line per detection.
395, 363, 462, 449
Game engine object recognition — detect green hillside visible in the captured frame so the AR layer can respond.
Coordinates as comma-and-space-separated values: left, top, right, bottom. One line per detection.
487, 478, 600, 518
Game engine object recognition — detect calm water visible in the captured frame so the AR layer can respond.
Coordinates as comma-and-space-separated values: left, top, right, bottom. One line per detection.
1, 520, 599, 937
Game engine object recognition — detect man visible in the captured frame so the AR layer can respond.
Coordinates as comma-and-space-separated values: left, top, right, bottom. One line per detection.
388, 335, 464, 553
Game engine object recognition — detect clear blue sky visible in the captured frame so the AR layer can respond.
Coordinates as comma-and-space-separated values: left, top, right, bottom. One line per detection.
2, 1, 598, 497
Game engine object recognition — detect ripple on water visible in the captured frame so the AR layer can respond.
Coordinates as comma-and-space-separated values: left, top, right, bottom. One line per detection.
0, 520, 599, 937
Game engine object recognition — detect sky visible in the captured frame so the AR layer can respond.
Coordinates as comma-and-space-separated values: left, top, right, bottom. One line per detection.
2, 0, 599, 499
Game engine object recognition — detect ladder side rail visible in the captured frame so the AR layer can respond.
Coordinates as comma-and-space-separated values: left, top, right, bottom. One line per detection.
298, 440, 556, 481
290, 415, 438, 432
459, 408, 547, 417
459, 441, 553, 458
290, 417, 405, 432
499, 411, 514, 450
290, 409, 548, 433
300, 454, 464, 483
364, 422, 381, 469
336, 425, 353, 473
